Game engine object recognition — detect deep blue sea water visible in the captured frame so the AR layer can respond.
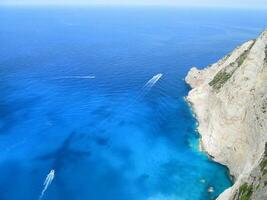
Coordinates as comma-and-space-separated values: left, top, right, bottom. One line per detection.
0, 6, 267, 200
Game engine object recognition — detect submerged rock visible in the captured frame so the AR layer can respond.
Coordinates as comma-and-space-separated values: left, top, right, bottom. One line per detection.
208, 186, 215, 193
200, 179, 206, 183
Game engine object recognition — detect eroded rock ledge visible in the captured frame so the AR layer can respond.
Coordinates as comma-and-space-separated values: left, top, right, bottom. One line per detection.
186, 29, 267, 200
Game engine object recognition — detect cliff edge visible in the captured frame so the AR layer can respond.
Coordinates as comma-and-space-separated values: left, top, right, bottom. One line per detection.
186, 29, 267, 200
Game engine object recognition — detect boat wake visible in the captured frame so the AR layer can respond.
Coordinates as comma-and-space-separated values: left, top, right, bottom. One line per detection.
144, 73, 163, 89
132, 73, 163, 102
39, 169, 55, 200
53, 75, 95, 79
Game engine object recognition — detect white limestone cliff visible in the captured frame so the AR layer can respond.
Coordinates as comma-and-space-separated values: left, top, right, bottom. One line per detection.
186, 29, 267, 200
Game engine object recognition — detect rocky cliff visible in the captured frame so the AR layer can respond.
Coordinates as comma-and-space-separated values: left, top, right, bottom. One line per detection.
186, 29, 267, 200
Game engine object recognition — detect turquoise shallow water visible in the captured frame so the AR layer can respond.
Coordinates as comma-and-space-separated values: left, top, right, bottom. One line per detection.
0, 6, 267, 200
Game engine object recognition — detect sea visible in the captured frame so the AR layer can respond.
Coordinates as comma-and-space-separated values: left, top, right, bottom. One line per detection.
0, 6, 267, 200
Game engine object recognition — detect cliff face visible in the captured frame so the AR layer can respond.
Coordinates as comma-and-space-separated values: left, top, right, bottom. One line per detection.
186, 29, 267, 200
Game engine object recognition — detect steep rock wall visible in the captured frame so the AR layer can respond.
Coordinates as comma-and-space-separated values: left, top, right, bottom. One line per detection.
186, 29, 267, 199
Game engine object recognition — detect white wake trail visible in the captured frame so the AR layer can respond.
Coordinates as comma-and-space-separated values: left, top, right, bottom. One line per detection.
53, 75, 95, 79
144, 73, 163, 89
135, 73, 163, 99
39, 169, 55, 200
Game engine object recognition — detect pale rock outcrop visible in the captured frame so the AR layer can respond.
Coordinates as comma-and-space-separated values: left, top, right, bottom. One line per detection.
186, 29, 267, 199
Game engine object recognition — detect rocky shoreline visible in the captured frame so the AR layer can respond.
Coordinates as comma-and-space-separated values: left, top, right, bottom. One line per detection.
186, 29, 267, 199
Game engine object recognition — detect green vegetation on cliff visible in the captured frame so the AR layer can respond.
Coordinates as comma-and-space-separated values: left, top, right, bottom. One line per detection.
260, 143, 267, 175
235, 183, 253, 200
209, 70, 232, 90
209, 43, 254, 91
237, 49, 249, 67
